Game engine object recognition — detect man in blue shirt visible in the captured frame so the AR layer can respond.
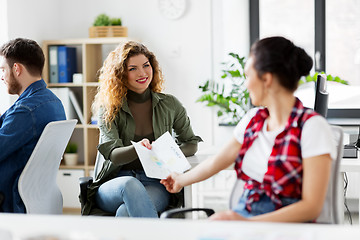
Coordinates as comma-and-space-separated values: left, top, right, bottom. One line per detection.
0, 38, 66, 213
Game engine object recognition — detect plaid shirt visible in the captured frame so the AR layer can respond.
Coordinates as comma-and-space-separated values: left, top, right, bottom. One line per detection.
234, 98, 318, 211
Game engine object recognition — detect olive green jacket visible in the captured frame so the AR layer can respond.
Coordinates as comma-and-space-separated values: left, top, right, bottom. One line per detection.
82, 91, 202, 215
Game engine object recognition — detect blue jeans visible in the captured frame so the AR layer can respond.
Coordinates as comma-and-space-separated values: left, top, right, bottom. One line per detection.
232, 189, 299, 217
95, 170, 170, 218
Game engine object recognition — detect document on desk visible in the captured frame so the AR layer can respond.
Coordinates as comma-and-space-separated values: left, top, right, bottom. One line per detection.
131, 131, 191, 179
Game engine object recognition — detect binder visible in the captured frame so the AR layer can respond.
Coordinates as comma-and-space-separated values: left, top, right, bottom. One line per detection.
49, 46, 59, 83
69, 90, 85, 124
58, 46, 77, 83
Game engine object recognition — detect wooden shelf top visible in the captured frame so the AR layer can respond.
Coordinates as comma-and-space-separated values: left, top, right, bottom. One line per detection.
42, 37, 137, 45
47, 82, 99, 88
47, 83, 83, 88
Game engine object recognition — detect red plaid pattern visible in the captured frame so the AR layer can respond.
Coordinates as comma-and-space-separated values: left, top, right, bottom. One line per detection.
235, 98, 318, 211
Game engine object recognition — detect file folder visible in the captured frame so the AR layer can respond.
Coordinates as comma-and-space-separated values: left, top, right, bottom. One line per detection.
49, 46, 59, 83
58, 46, 77, 83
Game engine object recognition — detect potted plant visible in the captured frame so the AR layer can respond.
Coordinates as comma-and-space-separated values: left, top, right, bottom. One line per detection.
63, 142, 78, 166
197, 52, 251, 126
89, 13, 128, 38
299, 71, 349, 85
198, 55, 349, 126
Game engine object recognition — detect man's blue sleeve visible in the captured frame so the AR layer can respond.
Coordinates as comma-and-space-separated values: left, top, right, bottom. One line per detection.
0, 107, 35, 162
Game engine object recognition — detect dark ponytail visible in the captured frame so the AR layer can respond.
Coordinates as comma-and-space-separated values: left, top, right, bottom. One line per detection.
250, 36, 313, 92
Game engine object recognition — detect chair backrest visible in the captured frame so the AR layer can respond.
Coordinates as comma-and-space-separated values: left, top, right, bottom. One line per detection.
18, 119, 77, 214
229, 179, 244, 210
317, 125, 343, 224
228, 125, 343, 224
93, 135, 105, 179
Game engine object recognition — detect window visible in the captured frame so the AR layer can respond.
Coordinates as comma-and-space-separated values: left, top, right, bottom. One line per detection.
249, 0, 360, 112
259, 0, 315, 61
326, 0, 360, 85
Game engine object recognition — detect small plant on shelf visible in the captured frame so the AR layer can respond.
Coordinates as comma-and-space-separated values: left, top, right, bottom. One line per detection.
93, 13, 122, 26
64, 142, 78, 166
89, 14, 127, 38
65, 142, 78, 154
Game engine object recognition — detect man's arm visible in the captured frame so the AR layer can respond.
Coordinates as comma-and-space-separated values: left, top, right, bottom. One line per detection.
0, 108, 34, 162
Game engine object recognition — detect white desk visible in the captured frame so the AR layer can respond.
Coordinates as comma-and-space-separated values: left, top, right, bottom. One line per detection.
340, 157, 360, 172
0, 213, 359, 240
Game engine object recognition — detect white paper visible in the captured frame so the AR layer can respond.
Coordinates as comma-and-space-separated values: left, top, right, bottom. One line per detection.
131, 131, 191, 179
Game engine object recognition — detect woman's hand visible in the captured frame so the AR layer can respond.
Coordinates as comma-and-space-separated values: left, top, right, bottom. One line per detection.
160, 172, 183, 193
139, 138, 152, 150
209, 210, 247, 221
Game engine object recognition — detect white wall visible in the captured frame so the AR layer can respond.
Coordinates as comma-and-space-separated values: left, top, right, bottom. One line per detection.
0, 0, 8, 44
0, 0, 9, 114
7, 0, 61, 40
3, 0, 250, 148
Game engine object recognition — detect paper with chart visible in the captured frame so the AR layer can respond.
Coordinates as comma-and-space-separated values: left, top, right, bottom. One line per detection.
131, 131, 191, 179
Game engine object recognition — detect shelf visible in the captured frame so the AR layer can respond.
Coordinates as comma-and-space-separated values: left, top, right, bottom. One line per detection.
43, 37, 135, 210
47, 83, 84, 88
85, 82, 100, 87
43, 37, 133, 45
42, 37, 131, 178
86, 124, 99, 129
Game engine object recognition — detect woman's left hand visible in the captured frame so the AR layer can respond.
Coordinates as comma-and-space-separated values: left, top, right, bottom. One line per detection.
209, 210, 248, 221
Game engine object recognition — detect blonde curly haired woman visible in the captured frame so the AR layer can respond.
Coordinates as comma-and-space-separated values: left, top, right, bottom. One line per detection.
82, 41, 201, 217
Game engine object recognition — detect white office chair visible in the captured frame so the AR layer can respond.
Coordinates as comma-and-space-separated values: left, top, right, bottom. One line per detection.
18, 119, 77, 214
93, 137, 106, 179
161, 126, 344, 224
316, 125, 344, 224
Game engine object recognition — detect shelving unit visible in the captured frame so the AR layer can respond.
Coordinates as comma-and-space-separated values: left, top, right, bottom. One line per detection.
42, 37, 131, 176
42, 38, 132, 213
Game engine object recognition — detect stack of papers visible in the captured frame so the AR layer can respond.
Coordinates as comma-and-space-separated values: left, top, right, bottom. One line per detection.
132, 132, 191, 179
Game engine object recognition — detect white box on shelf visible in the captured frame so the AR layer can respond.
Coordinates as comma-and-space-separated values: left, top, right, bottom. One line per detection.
72, 73, 83, 84
57, 169, 84, 208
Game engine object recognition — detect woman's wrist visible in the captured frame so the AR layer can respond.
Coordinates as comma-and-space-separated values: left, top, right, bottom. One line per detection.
177, 173, 187, 189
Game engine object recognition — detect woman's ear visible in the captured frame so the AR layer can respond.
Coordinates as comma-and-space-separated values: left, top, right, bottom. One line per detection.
261, 72, 273, 88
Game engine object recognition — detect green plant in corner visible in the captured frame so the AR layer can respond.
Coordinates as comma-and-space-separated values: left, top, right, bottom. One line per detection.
299, 71, 349, 85
65, 142, 78, 154
197, 53, 250, 125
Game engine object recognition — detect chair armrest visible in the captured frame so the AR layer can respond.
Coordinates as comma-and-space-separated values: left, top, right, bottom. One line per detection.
79, 177, 93, 207
79, 176, 93, 185
160, 207, 215, 219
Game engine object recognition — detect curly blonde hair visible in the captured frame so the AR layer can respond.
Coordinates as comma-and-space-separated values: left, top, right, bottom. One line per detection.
92, 41, 165, 126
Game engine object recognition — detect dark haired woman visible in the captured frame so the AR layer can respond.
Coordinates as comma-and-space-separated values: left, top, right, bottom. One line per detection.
82, 41, 201, 217
161, 36, 335, 222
